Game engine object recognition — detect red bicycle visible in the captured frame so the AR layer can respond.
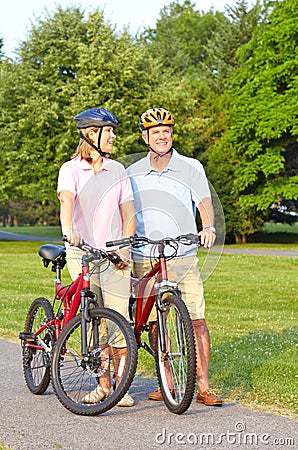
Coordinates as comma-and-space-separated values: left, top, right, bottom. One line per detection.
19, 240, 138, 416
106, 233, 199, 414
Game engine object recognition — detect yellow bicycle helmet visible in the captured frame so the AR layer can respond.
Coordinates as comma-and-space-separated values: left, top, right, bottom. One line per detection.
139, 108, 174, 131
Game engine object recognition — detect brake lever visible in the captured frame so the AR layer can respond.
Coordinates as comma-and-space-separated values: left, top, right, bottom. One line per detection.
107, 252, 123, 264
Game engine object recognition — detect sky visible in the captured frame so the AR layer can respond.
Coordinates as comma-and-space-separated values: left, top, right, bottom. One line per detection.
0, 0, 239, 58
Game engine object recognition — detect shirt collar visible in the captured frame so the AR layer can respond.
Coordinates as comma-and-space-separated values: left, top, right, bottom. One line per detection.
145, 148, 181, 175
77, 155, 111, 171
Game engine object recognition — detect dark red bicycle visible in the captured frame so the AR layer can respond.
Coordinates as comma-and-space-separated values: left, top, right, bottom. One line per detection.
19, 240, 138, 416
106, 233, 199, 414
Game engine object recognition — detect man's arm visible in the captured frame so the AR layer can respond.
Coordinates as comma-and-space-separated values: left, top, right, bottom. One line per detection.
198, 197, 216, 249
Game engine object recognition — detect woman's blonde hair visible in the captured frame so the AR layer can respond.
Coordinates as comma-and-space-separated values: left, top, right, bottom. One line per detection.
71, 127, 98, 160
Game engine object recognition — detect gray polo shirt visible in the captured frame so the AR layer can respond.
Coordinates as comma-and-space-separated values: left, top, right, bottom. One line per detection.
127, 149, 210, 258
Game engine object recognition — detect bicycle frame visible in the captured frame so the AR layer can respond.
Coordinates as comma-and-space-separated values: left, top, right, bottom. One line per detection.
23, 251, 97, 355
55, 263, 90, 328
106, 233, 200, 354
105, 233, 200, 414
132, 252, 180, 353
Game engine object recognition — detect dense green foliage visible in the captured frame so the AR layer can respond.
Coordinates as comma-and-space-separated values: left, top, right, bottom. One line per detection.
0, 0, 297, 239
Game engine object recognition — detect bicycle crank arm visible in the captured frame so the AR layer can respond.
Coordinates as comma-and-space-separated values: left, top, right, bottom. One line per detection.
139, 341, 156, 358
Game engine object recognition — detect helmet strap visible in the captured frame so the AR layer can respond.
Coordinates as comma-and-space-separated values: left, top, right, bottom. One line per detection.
147, 144, 173, 160
79, 130, 108, 158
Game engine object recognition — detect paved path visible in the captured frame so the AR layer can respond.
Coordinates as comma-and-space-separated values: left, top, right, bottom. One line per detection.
0, 231, 60, 242
0, 338, 297, 450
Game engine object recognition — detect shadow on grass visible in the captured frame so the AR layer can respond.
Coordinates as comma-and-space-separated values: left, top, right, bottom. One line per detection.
210, 326, 298, 413
248, 232, 298, 244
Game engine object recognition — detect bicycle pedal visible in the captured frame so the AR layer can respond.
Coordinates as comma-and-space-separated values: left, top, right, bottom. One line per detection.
19, 332, 37, 342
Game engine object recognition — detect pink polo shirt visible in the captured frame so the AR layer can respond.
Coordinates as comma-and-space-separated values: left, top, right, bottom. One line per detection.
57, 156, 133, 249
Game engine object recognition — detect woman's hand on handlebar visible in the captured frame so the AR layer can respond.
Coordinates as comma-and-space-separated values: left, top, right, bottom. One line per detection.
63, 231, 83, 247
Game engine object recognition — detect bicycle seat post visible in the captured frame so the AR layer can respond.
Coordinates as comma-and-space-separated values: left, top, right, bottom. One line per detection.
52, 260, 63, 285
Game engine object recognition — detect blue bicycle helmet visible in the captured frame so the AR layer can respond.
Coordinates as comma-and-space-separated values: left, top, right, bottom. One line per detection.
74, 107, 119, 157
74, 107, 119, 129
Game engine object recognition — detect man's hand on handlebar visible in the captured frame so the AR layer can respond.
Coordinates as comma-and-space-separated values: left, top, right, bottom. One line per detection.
106, 234, 202, 248
198, 228, 216, 249
108, 249, 130, 269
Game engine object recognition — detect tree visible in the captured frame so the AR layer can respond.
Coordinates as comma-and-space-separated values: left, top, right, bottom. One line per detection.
0, 5, 203, 225
210, 0, 298, 238
0, 37, 3, 59
0, 7, 137, 222
2, 1, 295, 239
0, 7, 88, 223
141, 0, 223, 75
202, 0, 263, 93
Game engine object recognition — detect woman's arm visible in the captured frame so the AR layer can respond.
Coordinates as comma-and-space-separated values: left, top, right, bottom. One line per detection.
116, 200, 136, 267
59, 190, 81, 245
120, 200, 136, 238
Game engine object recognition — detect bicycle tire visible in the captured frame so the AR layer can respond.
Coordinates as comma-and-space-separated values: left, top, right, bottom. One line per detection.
21, 297, 54, 394
155, 294, 196, 414
51, 307, 138, 416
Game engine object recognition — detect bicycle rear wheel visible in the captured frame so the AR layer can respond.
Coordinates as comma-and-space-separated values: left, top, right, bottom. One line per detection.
155, 294, 196, 414
21, 297, 54, 394
51, 307, 138, 416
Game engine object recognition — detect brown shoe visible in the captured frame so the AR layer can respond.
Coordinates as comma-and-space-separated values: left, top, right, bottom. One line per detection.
148, 388, 163, 401
196, 389, 223, 406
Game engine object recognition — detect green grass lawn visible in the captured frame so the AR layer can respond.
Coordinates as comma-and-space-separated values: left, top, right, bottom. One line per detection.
0, 227, 297, 418
204, 253, 297, 417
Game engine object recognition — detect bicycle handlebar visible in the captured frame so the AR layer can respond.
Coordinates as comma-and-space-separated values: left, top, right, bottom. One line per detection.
79, 242, 123, 264
106, 233, 201, 249
62, 236, 123, 265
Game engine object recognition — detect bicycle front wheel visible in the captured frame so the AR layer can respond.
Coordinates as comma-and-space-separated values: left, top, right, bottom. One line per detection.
21, 297, 54, 394
51, 307, 138, 416
156, 294, 196, 414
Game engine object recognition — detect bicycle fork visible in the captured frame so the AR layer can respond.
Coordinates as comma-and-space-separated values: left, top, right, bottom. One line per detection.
80, 288, 98, 357
155, 281, 181, 354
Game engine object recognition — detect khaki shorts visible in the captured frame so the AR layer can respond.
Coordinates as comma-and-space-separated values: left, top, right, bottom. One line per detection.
66, 246, 130, 321
133, 255, 205, 321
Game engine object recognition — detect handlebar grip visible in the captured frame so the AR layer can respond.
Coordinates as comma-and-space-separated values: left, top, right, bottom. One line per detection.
176, 233, 201, 245
188, 234, 201, 245
106, 237, 133, 248
107, 252, 123, 264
